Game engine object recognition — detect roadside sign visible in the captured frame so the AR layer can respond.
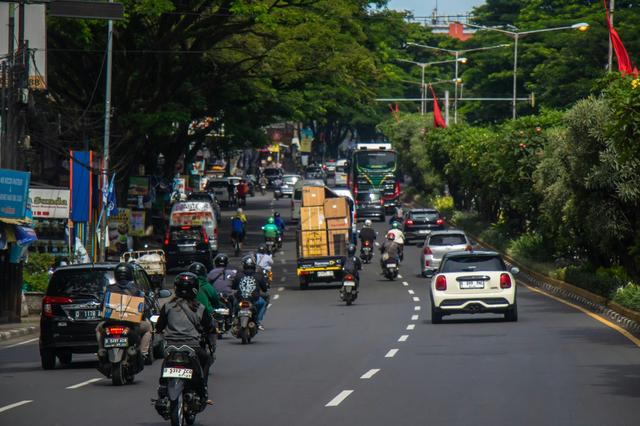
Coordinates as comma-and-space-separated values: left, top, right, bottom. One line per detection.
0, 169, 30, 220
29, 188, 70, 219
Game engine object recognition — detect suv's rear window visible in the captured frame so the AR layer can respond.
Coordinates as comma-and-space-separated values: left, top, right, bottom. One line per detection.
411, 211, 439, 221
442, 255, 505, 273
170, 228, 203, 241
206, 181, 227, 189
48, 269, 114, 298
264, 169, 281, 176
429, 234, 467, 246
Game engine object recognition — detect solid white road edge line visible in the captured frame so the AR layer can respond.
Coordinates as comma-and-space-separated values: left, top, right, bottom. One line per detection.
408, 289, 415, 295
360, 369, 380, 379
0, 400, 33, 413
414, 306, 421, 311
385, 349, 399, 358
273, 294, 280, 300
325, 390, 354, 407
406, 324, 415, 330
4, 337, 38, 349
412, 297, 420, 302
280, 277, 286, 282
411, 315, 419, 321
66, 378, 102, 390
398, 335, 409, 342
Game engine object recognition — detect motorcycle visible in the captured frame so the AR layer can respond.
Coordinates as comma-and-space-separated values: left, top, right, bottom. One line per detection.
154, 345, 209, 426
340, 273, 358, 306
230, 298, 258, 344
97, 321, 145, 386
259, 183, 266, 195
264, 238, 276, 255
382, 257, 399, 281
276, 233, 283, 250
213, 298, 232, 338
360, 241, 373, 264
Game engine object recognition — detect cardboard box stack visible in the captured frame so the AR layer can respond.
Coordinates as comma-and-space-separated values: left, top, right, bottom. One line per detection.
299, 186, 351, 258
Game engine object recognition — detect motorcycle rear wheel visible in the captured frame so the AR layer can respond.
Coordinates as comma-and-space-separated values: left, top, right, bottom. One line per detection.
111, 362, 125, 386
170, 393, 184, 426
241, 328, 249, 345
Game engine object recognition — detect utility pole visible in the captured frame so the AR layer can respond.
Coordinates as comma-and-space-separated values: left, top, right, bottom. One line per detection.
444, 90, 450, 126
99, 1, 114, 262
608, 0, 615, 71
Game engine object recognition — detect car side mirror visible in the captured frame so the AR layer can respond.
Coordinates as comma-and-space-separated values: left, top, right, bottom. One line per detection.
423, 269, 436, 278
158, 289, 172, 298
510, 267, 520, 276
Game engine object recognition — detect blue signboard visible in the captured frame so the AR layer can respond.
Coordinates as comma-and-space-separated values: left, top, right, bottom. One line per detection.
0, 169, 30, 220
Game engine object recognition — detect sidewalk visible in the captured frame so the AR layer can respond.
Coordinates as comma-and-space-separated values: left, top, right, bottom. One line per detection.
0, 316, 40, 341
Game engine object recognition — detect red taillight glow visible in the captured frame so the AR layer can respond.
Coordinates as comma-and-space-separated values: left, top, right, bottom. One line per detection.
423, 246, 432, 255
42, 296, 73, 318
436, 218, 444, 226
355, 200, 359, 206
180, 225, 190, 230
164, 230, 170, 246
344, 274, 354, 281
353, 183, 358, 195
364, 240, 370, 246
201, 227, 209, 245
394, 181, 400, 197
500, 273, 512, 289
106, 326, 129, 335
380, 199, 384, 206
435, 275, 447, 291
239, 301, 251, 309
405, 219, 414, 226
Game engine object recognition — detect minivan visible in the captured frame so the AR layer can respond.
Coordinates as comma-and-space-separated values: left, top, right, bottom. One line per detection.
291, 179, 325, 222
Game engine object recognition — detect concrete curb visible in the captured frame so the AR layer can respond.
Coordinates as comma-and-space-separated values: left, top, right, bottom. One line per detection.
0, 325, 39, 342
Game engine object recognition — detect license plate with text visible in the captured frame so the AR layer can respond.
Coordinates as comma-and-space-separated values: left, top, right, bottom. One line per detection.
162, 367, 193, 379
104, 337, 128, 348
317, 271, 333, 277
460, 281, 485, 289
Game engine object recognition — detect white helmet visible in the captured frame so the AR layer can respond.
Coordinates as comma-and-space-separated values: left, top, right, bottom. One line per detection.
237, 208, 243, 214
364, 219, 372, 227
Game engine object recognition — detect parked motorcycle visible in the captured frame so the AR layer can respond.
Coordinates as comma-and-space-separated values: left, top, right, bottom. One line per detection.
382, 258, 399, 281
97, 321, 145, 386
360, 241, 373, 264
154, 345, 209, 426
230, 299, 258, 344
340, 273, 358, 306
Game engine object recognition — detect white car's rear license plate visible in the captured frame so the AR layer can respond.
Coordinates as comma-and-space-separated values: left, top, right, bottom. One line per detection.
460, 281, 485, 289
317, 271, 333, 277
162, 367, 193, 379
104, 337, 128, 348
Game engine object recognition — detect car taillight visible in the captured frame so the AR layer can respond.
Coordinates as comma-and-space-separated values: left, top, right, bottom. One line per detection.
436, 218, 444, 226
435, 275, 447, 291
364, 240, 370, 246
394, 181, 400, 197
424, 259, 430, 266
355, 200, 359, 206
201, 227, 209, 245
239, 300, 251, 309
353, 183, 358, 195
42, 296, 73, 318
380, 199, 384, 206
164, 230, 170, 246
180, 225, 190, 230
106, 326, 129, 335
423, 246, 432, 255
405, 219, 414, 226
500, 273, 512, 289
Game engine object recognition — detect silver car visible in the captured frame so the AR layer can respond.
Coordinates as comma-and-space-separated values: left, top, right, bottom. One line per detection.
275, 174, 302, 199
421, 230, 471, 277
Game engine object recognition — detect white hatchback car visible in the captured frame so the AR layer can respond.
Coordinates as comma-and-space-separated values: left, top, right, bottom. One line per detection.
427, 250, 519, 323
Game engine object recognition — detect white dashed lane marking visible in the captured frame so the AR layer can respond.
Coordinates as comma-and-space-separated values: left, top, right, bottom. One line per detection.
412, 297, 420, 302
402, 281, 409, 286
66, 378, 102, 389
375, 242, 380, 247
411, 315, 419, 321
385, 349, 399, 358
408, 289, 415, 295
273, 294, 280, 300
277, 287, 284, 291
325, 390, 354, 407
414, 306, 421, 311
398, 335, 409, 342
0, 400, 33, 413
3, 337, 37, 349
267, 303, 273, 309
360, 369, 380, 379
280, 259, 286, 264
398, 274, 403, 279
406, 324, 415, 330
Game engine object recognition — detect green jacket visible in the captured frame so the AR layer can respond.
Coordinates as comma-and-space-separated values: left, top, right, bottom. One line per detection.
262, 223, 280, 238
196, 276, 222, 314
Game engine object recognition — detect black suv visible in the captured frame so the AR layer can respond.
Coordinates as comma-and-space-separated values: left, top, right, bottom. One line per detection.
403, 208, 445, 243
355, 190, 385, 222
39, 263, 162, 369
164, 224, 214, 270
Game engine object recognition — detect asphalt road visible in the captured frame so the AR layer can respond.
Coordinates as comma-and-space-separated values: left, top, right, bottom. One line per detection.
0, 192, 638, 426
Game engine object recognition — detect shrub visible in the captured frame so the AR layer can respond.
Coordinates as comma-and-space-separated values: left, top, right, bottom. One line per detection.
612, 283, 640, 312
23, 252, 55, 293
509, 233, 551, 263
451, 211, 486, 236
478, 222, 511, 251
433, 195, 454, 220
563, 265, 620, 298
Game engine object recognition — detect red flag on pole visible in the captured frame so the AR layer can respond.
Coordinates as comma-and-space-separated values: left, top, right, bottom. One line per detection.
429, 85, 447, 128
603, 0, 638, 77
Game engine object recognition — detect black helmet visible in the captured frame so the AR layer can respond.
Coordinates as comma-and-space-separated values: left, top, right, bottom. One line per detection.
114, 262, 133, 282
188, 262, 207, 277
174, 272, 199, 299
241, 255, 256, 272
214, 254, 229, 268
348, 244, 356, 256
257, 244, 267, 254
274, 212, 280, 217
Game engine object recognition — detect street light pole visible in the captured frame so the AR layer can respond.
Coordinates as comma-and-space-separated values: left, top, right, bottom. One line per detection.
420, 64, 425, 115
100, 2, 114, 262
512, 33, 519, 120
608, 0, 615, 71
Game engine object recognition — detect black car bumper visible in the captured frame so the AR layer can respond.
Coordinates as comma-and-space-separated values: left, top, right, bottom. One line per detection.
404, 225, 444, 241
40, 319, 99, 353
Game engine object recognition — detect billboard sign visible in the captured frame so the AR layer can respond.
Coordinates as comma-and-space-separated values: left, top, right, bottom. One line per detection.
0, 168, 30, 220
29, 188, 70, 219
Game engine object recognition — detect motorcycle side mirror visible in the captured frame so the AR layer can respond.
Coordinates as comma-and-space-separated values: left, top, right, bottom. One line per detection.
510, 267, 520, 276
158, 289, 172, 298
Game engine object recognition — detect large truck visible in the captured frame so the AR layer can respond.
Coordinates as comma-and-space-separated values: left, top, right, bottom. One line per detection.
296, 185, 352, 289
347, 142, 400, 212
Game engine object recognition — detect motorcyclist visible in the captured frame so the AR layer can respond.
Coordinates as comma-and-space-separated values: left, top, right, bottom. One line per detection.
232, 256, 269, 331
189, 262, 222, 315
207, 254, 238, 315
256, 244, 274, 273
380, 232, 401, 270
387, 222, 405, 261
156, 273, 214, 402
258, 175, 268, 192
237, 179, 249, 205
96, 262, 153, 364
359, 219, 377, 247
262, 217, 280, 246
230, 211, 246, 251
273, 212, 286, 233
343, 244, 362, 289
